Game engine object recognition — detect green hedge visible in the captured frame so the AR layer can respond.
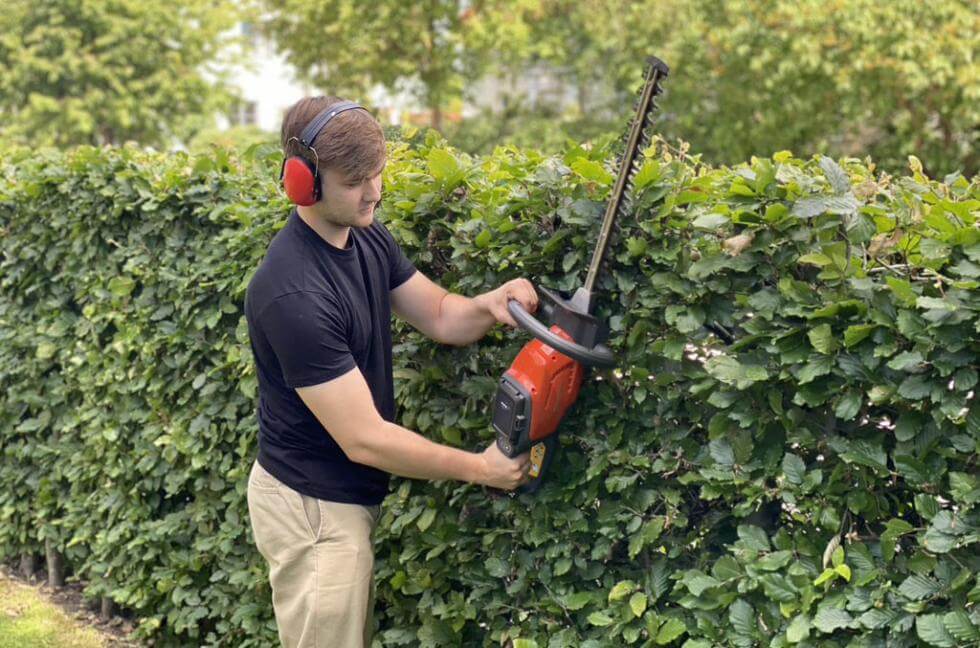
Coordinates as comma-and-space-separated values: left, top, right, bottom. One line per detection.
1, 134, 978, 647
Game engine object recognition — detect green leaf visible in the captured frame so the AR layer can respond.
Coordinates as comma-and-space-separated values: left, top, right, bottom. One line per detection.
923, 528, 957, 553
35, 342, 57, 360
792, 194, 859, 218
655, 618, 687, 644
843, 324, 876, 347
426, 148, 460, 183
819, 157, 851, 194
692, 212, 730, 229
571, 158, 613, 185
943, 611, 980, 642
813, 568, 837, 586
633, 160, 661, 189
798, 252, 834, 267
834, 391, 862, 420
709, 439, 735, 467
629, 592, 648, 618
551, 558, 572, 577
485, 556, 508, 578
786, 614, 811, 643
626, 237, 648, 257
813, 607, 853, 633
108, 276, 135, 297
587, 611, 614, 627
898, 375, 932, 400
916, 296, 957, 312
562, 592, 592, 611
682, 572, 721, 596
759, 551, 794, 573
760, 574, 798, 602
737, 524, 771, 552
882, 518, 914, 540
885, 276, 918, 306
808, 324, 836, 354
474, 229, 492, 248
704, 355, 768, 389
916, 613, 956, 647
729, 599, 755, 636
887, 350, 925, 371
782, 453, 806, 485
416, 508, 436, 531
609, 580, 638, 602
797, 355, 832, 384
831, 545, 845, 567
899, 574, 941, 601
858, 608, 898, 630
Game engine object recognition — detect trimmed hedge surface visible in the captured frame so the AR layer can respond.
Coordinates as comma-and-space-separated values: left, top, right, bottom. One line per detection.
1, 135, 978, 647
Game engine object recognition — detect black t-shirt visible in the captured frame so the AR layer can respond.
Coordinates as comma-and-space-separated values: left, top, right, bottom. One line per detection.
244, 209, 417, 505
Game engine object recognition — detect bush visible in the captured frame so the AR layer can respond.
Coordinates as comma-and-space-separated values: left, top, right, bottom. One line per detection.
1, 135, 978, 646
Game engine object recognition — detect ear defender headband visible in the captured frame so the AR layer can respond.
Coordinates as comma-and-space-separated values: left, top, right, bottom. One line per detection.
280, 101, 366, 206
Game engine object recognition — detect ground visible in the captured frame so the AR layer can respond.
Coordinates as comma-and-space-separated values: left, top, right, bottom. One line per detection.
0, 565, 140, 648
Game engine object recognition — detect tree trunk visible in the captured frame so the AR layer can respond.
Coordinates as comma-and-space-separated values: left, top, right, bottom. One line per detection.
101, 596, 115, 620
19, 554, 36, 580
45, 539, 64, 588
431, 103, 443, 132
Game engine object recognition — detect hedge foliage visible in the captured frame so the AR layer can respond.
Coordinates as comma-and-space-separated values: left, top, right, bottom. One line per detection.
1, 133, 978, 647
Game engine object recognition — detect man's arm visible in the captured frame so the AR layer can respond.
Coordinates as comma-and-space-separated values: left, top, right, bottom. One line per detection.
391, 272, 538, 346
295, 366, 529, 489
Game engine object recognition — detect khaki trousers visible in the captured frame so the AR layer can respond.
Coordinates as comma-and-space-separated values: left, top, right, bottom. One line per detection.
247, 459, 381, 648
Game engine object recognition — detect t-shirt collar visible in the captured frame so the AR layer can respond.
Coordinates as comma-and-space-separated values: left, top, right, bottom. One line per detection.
290, 209, 356, 256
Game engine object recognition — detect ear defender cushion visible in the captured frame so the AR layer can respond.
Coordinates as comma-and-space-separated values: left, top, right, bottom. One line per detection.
282, 157, 319, 206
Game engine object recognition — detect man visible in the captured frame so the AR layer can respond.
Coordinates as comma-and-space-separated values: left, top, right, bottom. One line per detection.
244, 96, 536, 648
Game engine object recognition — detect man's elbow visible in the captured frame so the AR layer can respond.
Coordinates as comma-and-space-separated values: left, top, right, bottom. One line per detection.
343, 422, 389, 467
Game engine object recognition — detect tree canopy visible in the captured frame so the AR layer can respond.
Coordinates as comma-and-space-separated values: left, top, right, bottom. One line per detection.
262, 0, 978, 177
0, 0, 239, 149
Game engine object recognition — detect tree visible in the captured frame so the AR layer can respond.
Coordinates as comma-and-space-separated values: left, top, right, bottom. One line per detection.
258, 0, 500, 131
462, 0, 979, 176
0, 0, 240, 149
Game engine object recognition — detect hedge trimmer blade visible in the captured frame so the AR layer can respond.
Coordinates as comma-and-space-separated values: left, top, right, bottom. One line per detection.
583, 56, 669, 299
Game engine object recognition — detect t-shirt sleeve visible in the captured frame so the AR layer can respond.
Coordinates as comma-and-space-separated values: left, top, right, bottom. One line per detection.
379, 222, 417, 290
258, 291, 356, 388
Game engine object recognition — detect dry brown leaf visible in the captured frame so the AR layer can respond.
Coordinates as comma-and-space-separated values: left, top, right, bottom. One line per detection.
868, 229, 904, 256
723, 232, 754, 256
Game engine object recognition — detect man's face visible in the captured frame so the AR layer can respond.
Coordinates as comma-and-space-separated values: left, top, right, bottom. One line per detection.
315, 165, 383, 228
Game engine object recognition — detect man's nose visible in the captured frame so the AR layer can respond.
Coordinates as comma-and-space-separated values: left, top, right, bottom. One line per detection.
363, 179, 382, 202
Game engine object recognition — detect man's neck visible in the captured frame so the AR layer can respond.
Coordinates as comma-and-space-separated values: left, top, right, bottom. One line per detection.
297, 206, 350, 250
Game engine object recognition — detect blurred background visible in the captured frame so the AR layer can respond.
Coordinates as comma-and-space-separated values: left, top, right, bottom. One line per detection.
1, 0, 976, 177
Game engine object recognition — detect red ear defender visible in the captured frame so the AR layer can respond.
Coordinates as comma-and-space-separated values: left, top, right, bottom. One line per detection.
279, 101, 367, 206
281, 156, 320, 206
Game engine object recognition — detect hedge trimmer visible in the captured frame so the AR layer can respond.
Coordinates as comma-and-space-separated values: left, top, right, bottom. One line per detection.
493, 56, 670, 493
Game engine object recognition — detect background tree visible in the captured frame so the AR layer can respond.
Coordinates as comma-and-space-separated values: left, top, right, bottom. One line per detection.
259, 0, 501, 131
0, 0, 240, 149
457, 0, 979, 177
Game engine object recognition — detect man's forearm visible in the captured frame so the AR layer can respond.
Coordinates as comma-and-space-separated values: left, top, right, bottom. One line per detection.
353, 421, 487, 484
435, 291, 497, 346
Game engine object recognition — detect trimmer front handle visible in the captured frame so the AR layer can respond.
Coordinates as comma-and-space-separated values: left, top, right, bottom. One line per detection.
507, 286, 615, 368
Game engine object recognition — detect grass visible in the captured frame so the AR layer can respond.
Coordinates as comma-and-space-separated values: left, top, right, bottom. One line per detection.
0, 574, 107, 648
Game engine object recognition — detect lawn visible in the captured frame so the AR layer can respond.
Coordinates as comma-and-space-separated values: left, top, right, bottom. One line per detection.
0, 574, 107, 648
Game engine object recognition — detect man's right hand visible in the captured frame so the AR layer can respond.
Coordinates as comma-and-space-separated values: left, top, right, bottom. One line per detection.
478, 442, 530, 490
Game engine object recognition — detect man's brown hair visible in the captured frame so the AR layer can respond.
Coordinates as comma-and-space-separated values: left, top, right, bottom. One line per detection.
280, 96, 386, 182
